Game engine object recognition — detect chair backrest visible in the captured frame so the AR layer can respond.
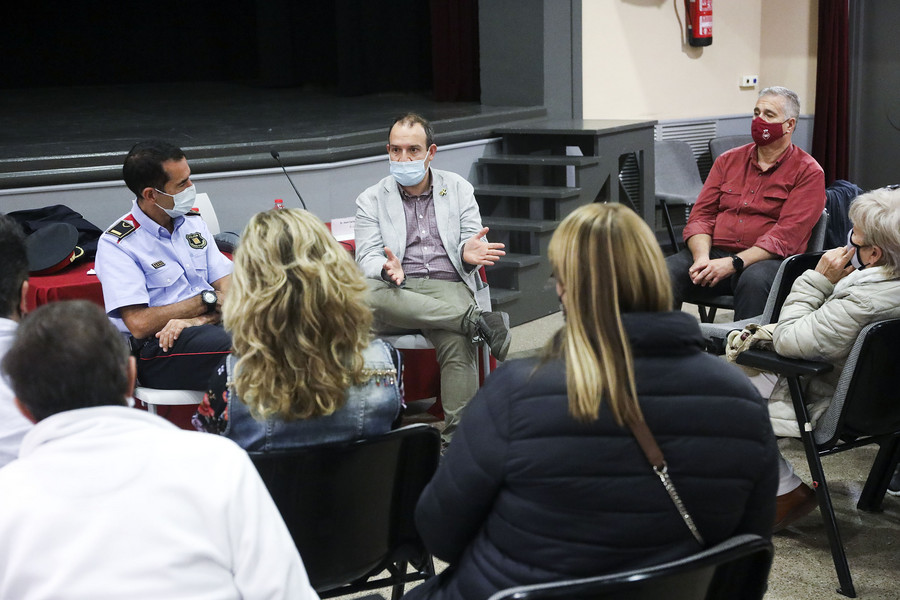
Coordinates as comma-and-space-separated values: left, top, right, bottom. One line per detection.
708, 135, 753, 163
654, 140, 704, 203
487, 534, 773, 600
193, 192, 220, 235
805, 209, 829, 253
697, 252, 824, 351
249, 424, 440, 593
815, 318, 900, 446
761, 251, 824, 324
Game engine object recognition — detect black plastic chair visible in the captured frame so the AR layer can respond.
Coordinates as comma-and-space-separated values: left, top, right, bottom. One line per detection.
249, 424, 441, 600
655, 140, 704, 254
698, 251, 823, 354
487, 534, 773, 600
736, 318, 900, 598
685, 211, 828, 324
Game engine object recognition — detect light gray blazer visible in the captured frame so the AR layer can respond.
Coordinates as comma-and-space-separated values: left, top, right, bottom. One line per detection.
354, 169, 484, 296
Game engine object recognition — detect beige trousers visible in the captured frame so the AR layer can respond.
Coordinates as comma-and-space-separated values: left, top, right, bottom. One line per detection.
366, 277, 479, 440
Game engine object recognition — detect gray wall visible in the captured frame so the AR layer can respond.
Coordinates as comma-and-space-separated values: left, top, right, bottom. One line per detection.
1, 112, 817, 234
479, 0, 581, 119
1, 140, 501, 233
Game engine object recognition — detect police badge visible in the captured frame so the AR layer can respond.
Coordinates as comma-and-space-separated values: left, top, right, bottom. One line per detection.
186, 232, 207, 249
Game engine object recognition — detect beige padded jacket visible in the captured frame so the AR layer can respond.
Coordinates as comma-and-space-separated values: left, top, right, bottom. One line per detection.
768, 265, 900, 436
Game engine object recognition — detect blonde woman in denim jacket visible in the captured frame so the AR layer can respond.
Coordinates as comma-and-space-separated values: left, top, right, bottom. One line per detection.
194, 209, 402, 450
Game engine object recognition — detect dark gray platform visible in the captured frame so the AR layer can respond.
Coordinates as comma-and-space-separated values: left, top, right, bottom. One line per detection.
0, 82, 545, 189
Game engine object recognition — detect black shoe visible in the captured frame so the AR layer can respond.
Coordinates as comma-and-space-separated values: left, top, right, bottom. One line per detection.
477, 311, 511, 361
888, 465, 900, 497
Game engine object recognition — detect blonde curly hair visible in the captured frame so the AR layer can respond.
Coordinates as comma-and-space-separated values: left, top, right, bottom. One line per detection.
224, 208, 373, 421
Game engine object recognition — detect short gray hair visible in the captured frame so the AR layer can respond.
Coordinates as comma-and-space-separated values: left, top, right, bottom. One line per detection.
849, 186, 900, 277
759, 86, 800, 121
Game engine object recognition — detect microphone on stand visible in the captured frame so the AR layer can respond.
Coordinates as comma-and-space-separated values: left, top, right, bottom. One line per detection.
270, 150, 308, 210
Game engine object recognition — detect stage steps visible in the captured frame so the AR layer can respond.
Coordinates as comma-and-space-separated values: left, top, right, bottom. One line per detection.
475, 151, 604, 326
474, 120, 657, 327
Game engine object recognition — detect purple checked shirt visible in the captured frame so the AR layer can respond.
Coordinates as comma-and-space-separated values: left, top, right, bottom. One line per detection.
399, 185, 461, 282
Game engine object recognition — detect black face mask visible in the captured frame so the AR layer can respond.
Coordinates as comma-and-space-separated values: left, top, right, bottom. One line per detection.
846, 229, 868, 271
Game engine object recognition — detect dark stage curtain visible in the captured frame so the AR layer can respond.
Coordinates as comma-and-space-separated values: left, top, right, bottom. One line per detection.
334, 1, 432, 97
430, 0, 480, 102
812, 0, 850, 185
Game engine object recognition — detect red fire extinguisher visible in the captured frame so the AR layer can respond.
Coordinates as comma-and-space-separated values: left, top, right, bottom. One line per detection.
685, 0, 712, 47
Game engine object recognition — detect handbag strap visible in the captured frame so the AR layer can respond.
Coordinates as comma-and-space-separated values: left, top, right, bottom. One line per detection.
627, 419, 705, 547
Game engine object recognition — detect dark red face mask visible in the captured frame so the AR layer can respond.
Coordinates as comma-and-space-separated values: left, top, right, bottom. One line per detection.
751, 116, 787, 146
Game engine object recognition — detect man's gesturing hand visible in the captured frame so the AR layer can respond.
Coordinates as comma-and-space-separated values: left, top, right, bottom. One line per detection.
382, 247, 405, 286
463, 227, 506, 266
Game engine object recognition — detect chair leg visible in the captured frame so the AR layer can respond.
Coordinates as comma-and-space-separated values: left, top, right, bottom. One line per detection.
788, 376, 857, 598
659, 200, 680, 254
858, 435, 900, 512
697, 306, 718, 323
390, 561, 409, 600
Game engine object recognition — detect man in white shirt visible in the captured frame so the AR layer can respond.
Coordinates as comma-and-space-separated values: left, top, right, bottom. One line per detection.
0, 300, 318, 600
0, 215, 32, 469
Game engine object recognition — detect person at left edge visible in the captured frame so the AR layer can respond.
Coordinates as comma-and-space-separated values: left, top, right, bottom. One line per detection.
95, 140, 233, 390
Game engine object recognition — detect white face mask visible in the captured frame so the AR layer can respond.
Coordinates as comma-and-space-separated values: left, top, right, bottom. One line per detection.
389, 157, 428, 187
155, 185, 196, 218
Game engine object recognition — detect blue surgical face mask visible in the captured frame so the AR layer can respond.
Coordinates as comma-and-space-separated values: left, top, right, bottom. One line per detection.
155, 185, 196, 218
389, 157, 428, 187
846, 229, 867, 270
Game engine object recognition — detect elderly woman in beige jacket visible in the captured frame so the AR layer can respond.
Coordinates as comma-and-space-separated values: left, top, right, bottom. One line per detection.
767, 186, 900, 531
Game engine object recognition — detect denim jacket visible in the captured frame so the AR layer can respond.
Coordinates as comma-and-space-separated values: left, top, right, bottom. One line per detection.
196, 339, 402, 452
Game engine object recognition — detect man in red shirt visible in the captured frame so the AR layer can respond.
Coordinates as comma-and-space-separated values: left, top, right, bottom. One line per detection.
666, 86, 826, 319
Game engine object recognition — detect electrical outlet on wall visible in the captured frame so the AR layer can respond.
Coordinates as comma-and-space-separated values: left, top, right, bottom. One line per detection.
740, 75, 758, 88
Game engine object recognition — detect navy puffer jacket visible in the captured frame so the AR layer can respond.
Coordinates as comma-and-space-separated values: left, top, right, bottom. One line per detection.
406, 311, 777, 600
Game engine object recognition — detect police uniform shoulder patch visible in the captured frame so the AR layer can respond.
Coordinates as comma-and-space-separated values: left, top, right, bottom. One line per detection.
186, 207, 202, 217
105, 214, 139, 242
186, 232, 207, 249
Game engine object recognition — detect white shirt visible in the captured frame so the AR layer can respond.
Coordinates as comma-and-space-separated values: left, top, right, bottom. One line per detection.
0, 318, 31, 469
0, 406, 318, 600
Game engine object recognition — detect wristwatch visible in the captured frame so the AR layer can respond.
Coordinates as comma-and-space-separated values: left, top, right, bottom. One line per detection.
731, 254, 745, 274
200, 290, 218, 313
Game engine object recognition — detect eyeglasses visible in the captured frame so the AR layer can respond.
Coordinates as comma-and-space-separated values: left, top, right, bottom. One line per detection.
847, 228, 873, 253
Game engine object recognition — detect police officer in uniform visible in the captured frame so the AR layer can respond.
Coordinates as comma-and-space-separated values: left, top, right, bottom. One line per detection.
95, 140, 232, 390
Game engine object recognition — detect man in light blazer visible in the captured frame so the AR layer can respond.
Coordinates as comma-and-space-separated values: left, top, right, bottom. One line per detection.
355, 113, 510, 443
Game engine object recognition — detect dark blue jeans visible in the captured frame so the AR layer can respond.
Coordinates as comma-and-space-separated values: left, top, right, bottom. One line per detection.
666, 248, 782, 320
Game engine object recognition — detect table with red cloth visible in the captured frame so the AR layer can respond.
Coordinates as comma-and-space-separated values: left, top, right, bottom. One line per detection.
25, 261, 104, 312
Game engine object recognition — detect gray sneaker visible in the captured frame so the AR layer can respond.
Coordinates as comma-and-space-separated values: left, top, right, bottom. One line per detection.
477, 311, 511, 361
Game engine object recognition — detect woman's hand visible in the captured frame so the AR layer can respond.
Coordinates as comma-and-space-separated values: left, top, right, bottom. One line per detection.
815, 246, 856, 284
